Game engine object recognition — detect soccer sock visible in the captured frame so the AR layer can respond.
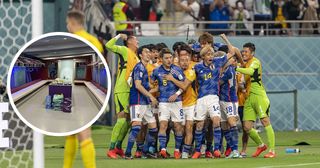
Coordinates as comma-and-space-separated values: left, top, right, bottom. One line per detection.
213, 127, 222, 151
63, 135, 78, 168
80, 138, 96, 168
165, 126, 171, 147
206, 141, 212, 152
116, 121, 130, 149
230, 126, 239, 151
136, 141, 144, 152
265, 125, 275, 152
109, 118, 126, 150
182, 144, 192, 154
175, 133, 183, 150
248, 128, 263, 146
125, 125, 141, 155
194, 130, 203, 152
145, 128, 158, 152
158, 133, 167, 150
223, 129, 233, 150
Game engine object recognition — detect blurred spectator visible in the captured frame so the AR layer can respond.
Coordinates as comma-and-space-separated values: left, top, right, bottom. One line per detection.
271, 0, 289, 35
101, 0, 115, 21
113, 0, 136, 35
140, 0, 161, 21
287, 0, 305, 35
231, 0, 253, 35
174, 0, 200, 36
301, 0, 320, 34
253, 0, 272, 35
209, 0, 233, 35
200, 0, 214, 29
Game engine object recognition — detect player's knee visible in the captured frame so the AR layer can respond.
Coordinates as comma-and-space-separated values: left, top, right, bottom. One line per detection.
260, 117, 270, 127
195, 121, 204, 131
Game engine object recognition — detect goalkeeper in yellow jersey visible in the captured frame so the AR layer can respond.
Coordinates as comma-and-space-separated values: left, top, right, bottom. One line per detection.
63, 10, 103, 168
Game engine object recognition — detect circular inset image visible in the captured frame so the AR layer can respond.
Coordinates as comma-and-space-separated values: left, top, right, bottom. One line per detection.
7, 32, 111, 136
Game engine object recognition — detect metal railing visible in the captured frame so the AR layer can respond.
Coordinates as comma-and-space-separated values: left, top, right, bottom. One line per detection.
116, 20, 320, 36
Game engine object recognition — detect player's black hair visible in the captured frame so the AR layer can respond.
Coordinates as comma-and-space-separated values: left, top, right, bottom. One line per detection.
160, 48, 172, 58
123, 35, 135, 47
243, 42, 256, 53
137, 45, 149, 60
178, 44, 192, 56
218, 45, 229, 53
155, 43, 168, 52
172, 41, 187, 52
147, 44, 156, 51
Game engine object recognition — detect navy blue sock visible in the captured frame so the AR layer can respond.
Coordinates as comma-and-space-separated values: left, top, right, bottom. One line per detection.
223, 129, 233, 150
125, 125, 141, 155
175, 134, 183, 150
213, 127, 222, 151
206, 141, 212, 152
182, 144, 192, 153
230, 126, 239, 151
194, 130, 203, 152
158, 133, 167, 150
144, 128, 158, 153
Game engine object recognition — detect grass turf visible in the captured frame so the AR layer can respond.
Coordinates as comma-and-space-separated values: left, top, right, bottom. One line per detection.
44, 126, 320, 168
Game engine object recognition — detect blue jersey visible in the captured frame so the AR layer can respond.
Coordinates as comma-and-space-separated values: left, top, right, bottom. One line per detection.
130, 62, 150, 105
219, 66, 238, 102
151, 65, 185, 102
194, 55, 227, 98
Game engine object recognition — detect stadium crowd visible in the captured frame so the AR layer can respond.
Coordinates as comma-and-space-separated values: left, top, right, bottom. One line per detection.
101, 0, 320, 35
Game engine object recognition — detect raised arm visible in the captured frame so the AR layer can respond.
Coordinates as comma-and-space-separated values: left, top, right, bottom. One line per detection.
220, 34, 235, 59
105, 34, 127, 55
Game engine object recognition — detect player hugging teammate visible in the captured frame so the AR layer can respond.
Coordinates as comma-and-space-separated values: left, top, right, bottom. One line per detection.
106, 32, 276, 159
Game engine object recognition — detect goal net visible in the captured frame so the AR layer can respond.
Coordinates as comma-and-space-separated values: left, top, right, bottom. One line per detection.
0, 0, 34, 167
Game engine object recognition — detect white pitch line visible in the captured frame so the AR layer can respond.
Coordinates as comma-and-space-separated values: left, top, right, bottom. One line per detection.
257, 162, 320, 168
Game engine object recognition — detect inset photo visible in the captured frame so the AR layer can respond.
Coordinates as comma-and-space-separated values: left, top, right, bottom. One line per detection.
7, 32, 111, 136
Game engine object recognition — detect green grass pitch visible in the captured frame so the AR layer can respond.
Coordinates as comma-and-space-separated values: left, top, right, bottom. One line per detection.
44, 126, 320, 168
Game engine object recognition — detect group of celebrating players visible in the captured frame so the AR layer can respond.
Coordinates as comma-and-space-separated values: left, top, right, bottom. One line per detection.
105, 32, 276, 160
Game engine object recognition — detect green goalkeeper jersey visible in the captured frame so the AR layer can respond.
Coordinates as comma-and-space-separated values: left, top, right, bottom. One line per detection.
105, 37, 139, 93
236, 57, 267, 96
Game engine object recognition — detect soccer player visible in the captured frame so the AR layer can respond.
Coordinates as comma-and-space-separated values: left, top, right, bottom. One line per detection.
192, 45, 222, 159
105, 33, 140, 159
218, 34, 241, 158
236, 42, 276, 158
150, 48, 185, 159
163, 45, 197, 159
236, 51, 249, 157
63, 10, 103, 168
124, 45, 158, 159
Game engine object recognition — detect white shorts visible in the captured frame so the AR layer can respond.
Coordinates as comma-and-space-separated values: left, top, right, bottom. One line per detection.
158, 101, 184, 123
130, 105, 156, 124
152, 107, 159, 114
220, 101, 239, 122
184, 105, 195, 121
194, 95, 221, 121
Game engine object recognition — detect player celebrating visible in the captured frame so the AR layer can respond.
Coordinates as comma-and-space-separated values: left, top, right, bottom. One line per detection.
106, 33, 140, 159
236, 43, 276, 158
163, 45, 197, 159
64, 10, 103, 168
218, 34, 242, 158
124, 45, 158, 159
151, 48, 185, 159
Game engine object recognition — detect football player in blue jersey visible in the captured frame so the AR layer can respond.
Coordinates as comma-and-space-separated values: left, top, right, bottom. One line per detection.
124, 45, 158, 159
151, 48, 186, 159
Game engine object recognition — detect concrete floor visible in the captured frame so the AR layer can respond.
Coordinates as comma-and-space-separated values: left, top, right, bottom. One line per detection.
16, 84, 100, 134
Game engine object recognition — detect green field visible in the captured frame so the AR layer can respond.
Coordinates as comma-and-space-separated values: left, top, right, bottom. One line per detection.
45, 126, 320, 168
